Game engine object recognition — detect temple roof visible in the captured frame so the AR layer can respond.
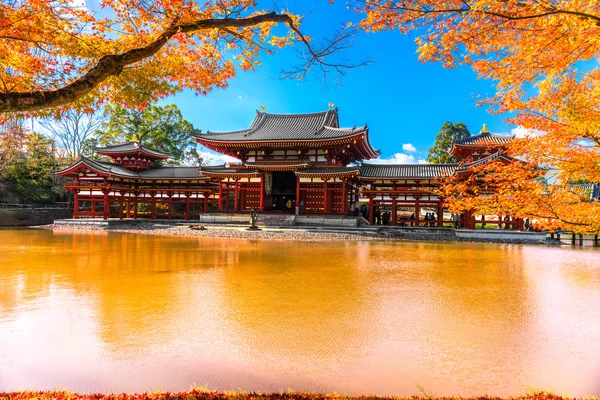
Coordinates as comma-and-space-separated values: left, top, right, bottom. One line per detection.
138, 166, 206, 179
452, 132, 513, 147
75, 157, 140, 178
359, 163, 458, 179
95, 142, 171, 159
295, 166, 361, 176
57, 157, 207, 180
199, 165, 262, 177
193, 109, 370, 142
456, 151, 518, 172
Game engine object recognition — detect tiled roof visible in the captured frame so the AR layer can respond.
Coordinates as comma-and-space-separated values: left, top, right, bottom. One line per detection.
295, 166, 360, 175
138, 166, 206, 179
80, 157, 140, 178
58, 157, 207, 180
193, 109, 369, 142
95, 142, 171, 158
199, 166, 261, 176
359, 163, 457, 179
453, 133, 513, 146
456, 152, 518, 171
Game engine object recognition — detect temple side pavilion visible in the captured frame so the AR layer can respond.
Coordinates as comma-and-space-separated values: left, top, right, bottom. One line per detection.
58, 109, 518, 228
57, 143, 214, 220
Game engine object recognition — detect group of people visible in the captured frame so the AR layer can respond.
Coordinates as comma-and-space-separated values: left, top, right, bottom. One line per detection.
373, 209, 439, 226
350, 200, 368, 219
422, 212, 437, 227
272, 196, 305, 215
374, 209, 392, 225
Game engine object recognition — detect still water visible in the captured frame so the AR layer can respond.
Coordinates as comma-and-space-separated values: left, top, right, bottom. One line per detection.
1, 229, 599, 396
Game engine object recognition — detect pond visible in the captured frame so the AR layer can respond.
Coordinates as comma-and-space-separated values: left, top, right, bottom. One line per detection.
1, 229, 599, 396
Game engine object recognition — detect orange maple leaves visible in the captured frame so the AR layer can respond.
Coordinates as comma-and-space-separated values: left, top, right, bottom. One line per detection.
0, 1, 300, 116
359, 0, 600, 233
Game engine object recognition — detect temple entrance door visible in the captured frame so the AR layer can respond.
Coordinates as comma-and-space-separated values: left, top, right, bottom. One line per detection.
271, 171, 296, 212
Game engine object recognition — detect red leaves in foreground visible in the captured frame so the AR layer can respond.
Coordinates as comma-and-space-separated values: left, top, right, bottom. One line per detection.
0, 390, 579, 400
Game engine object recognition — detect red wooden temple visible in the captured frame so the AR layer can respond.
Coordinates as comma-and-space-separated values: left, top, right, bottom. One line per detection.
58, 110, 520, 229
192, 109, 378, 214
57, 142, 214, 220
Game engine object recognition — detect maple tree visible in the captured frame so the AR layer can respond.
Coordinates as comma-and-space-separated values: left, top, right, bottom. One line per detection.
0, 0, 359, 117
358, 0, 600, 234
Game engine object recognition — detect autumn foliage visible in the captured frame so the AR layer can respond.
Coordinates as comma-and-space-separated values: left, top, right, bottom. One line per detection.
0, 1, 308, 116
358, 1, 600, 234
0, 390, 582, 400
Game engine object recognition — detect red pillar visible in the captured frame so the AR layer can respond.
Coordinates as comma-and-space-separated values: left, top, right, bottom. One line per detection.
119, 198, 124, 220
168, 194, 173, 220
323, 179, 329, 213
73, 191, 79, 219
234, 179, 239, 212
218, 180, 223, 212
91, 198, 95, 219
126, 199, 131, 218
103, 190, 109, 220
415, 195, 420, 227
392, 197, 397, 226
342, 180, 348, 214
185, 195, 191, 220
133, 198, 138, 220
437, 202, 444, 227
259, 174, 265, 211
151, 195, 156, 219
203, 193, 209, 213
369, 195, 374, 225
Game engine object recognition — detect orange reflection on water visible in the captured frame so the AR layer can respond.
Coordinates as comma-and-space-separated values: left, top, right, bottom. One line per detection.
0, 229, 599, 396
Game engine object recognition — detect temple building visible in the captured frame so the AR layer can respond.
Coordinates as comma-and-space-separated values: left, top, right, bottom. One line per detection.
56, 143, 214, 220
192, 109, 379, 214
57, 108, 517, 228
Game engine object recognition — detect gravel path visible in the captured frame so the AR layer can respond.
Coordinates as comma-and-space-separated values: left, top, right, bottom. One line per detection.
42, 223, 377, 241
39, 222, 558, 245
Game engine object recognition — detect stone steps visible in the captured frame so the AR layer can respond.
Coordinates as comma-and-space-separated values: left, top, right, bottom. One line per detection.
257, 214, 295, 226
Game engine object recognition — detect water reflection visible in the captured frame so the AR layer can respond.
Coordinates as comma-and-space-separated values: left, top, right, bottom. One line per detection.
0, 229, 599, 396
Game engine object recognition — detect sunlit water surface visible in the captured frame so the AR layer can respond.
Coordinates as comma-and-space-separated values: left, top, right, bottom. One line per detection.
1, 229, 599, 396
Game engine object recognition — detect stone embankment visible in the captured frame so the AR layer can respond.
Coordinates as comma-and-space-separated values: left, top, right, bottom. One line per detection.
0, 208, 72, 226
41, 221, 559, 245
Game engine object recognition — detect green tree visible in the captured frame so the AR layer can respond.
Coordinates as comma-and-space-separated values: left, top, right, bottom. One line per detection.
1, 131, 58, 203
426, 122, 471, 164
97, 104, 198, 164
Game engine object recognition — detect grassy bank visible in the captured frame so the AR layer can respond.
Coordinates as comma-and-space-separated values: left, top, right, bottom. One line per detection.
0, 390, 584, 400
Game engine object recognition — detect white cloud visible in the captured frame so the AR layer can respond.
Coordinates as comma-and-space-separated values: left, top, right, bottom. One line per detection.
368, 152, 427, 164
509, 126, 545, 138
197, 146, 240, 166
237, 96, 243, 100
402, 143, 417, 152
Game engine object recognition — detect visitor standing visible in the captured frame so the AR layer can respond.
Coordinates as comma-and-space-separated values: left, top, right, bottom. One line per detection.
286, 198, 293, 214
354, 199, 360, 216
300, 199, 305, 215
375, 209, 381, 225
295, 199, 300, 216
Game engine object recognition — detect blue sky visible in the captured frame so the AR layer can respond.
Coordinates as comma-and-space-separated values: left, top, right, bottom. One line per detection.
161, 1, 518, 164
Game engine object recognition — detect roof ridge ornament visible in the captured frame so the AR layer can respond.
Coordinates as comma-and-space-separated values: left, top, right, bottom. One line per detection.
480, 123, 491, 134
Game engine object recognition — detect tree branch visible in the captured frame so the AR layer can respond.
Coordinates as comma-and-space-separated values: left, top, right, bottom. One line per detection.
0, 12, 297, 113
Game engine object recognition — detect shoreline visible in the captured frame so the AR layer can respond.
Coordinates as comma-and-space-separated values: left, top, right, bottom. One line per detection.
37, 222, 561, 246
